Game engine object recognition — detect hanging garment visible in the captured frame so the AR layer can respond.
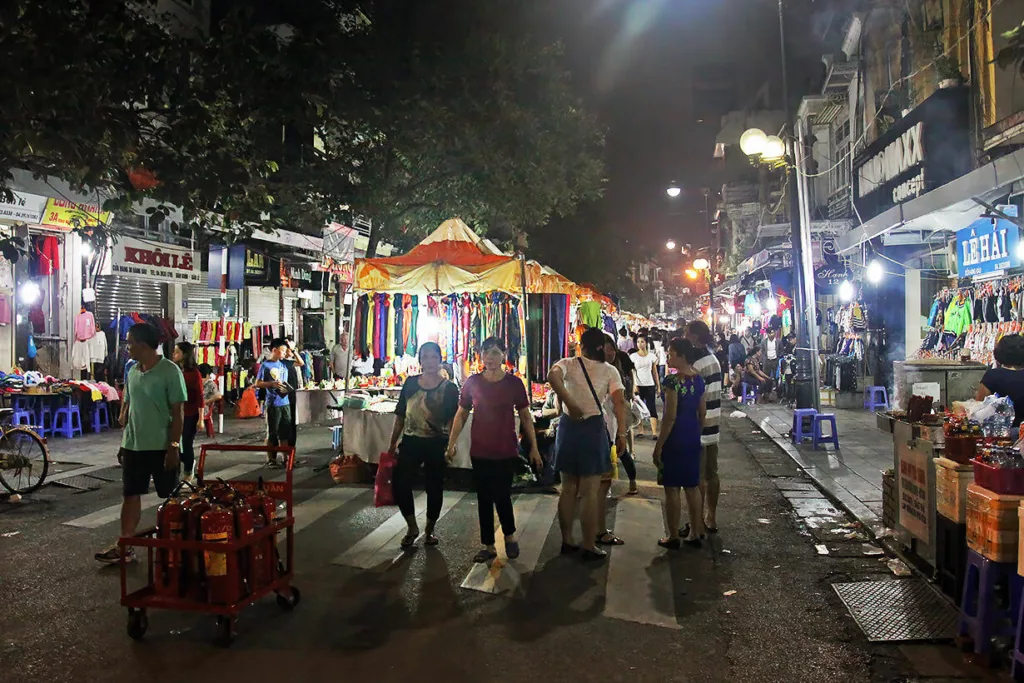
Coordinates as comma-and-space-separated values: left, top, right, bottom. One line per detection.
37, 236, 60, 275
385, 294, 396, 360
394, 295, 404, 358
74, 310, 96, 342
985, 295, 999, 323
401, 294, 412, 355
408, 295, 419, 355
578, 301, 602, 329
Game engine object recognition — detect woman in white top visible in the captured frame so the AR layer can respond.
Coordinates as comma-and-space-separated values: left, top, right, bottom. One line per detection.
630, 335, 661, 437
548, 328, 627, 560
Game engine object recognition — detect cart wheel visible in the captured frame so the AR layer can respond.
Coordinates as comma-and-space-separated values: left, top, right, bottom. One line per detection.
276, 586, 301, 611
214, 616, 235, 648
126, 609, 148, 641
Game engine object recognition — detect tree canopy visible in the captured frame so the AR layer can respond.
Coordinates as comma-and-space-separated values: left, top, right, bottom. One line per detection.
0, 0, 605, 256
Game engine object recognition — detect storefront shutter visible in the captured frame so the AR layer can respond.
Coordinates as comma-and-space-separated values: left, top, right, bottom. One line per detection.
247, 287, 280, 328
283, 291, 299, 340
92, 275, 167, 328
182, 282, 222, 321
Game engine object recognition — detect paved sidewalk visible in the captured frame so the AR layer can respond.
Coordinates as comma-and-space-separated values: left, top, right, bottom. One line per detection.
738, 402, 890, 535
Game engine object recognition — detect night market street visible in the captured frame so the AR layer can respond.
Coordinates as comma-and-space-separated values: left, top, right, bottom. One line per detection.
0, 414, 982, 683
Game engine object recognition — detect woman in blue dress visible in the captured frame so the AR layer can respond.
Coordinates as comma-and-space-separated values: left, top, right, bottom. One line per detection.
654, 338, 707, 549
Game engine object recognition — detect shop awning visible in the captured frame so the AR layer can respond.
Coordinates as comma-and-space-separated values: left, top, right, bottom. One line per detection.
354, 218, 523, 294
836, 147, 1024, 254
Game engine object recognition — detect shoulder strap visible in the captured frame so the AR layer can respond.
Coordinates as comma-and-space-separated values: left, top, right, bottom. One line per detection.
577, 357, 603, 414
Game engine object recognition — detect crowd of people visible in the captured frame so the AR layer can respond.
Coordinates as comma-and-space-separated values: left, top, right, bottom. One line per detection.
96, 317, 729, 566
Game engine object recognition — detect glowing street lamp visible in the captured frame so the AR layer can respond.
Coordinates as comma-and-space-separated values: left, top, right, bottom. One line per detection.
693, 257, 710, 271
685, 268, 698, 280
666, 239, 677, 251
739, 128, 768, 157
866, 259, 884, 284
666, 183, 682, 198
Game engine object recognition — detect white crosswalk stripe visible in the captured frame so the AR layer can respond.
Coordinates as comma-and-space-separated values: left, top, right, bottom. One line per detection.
291, 486, 367, 534
332, 490, 467, 569
603, 497, 680, 629
460, 493, 559, 595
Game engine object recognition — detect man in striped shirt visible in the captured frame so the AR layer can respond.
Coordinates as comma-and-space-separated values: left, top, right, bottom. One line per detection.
686, 321, 722, 533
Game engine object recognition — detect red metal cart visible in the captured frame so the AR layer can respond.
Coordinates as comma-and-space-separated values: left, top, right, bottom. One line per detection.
118, 445, 300, 646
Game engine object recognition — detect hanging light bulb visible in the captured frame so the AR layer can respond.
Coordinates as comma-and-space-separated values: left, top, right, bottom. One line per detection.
766, 296, 778, 314
749, 301, 761, 316
19, 280, 40, 305
839, 280, 855, 302
867, 259, 884, 284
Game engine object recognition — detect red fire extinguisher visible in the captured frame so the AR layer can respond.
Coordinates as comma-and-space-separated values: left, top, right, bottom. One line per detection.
155, 496, 186, 596
183, 495, 212, 600
244, 493, 270, 589
201, 505, 241, 605
234, 501, 256, 597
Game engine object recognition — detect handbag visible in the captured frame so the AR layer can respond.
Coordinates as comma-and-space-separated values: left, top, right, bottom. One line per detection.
578, 358, 613, 450
374, 451, 396, 507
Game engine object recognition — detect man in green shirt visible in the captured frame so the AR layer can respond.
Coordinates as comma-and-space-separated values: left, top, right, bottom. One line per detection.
96, 323, 187, 565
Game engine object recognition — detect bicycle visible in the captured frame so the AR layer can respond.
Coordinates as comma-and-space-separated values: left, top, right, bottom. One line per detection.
0, 409, 50, 495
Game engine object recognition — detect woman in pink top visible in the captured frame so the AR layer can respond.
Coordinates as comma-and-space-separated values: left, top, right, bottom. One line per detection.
447, 337, 542, 564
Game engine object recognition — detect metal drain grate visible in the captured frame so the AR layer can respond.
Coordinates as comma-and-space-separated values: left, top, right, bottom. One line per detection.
833, 579, 957, 642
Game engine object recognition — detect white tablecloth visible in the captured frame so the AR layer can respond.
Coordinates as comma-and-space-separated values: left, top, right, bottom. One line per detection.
341, 407, 516, 470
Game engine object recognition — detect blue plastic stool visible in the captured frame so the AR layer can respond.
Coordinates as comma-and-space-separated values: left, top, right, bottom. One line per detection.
792, 408, 818, 444
90, 401, 110, 434
330, 425, 343, 451
35, 397, 54, 437
11, 396, 36, 429
863, 386, 889, 412
741, 382, 759, 404
961, 549, 1022, 655
52, 397, 83, 438
812, 413, 840, 450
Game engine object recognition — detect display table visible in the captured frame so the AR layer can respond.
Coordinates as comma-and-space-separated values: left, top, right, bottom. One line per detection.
342, 406, 517, 470
294, 389, 345, 425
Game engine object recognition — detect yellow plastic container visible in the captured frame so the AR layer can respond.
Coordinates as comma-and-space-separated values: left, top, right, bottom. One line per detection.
934, 457, 974, 523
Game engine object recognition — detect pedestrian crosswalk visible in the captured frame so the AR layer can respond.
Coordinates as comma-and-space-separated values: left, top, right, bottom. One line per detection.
58, 470, 695, 630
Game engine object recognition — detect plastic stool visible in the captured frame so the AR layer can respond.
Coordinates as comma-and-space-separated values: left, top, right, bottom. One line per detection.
90, 401, 110, 434
11, 408, 36, 428
863, 386, 889, 412
330, 425, 343, 451
52, 398, 83, 438
812, 413, 840, 450
36, 397, 54, 437
961, 549, 1021, 655
792, 409, 818, 444
741, 382, 759, 404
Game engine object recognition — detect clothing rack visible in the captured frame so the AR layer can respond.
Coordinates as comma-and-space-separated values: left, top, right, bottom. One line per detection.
112, 305, 167, 364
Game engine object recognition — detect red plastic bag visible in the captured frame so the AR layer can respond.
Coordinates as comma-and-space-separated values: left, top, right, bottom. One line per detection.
374, 451, 396, 507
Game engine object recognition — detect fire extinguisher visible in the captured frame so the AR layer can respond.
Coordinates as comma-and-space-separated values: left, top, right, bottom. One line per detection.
201, 505, 241, 605
245, 493, 270, 589
183, 494, 212, 600
155, 496, 185, 596
234, 501, 256, 597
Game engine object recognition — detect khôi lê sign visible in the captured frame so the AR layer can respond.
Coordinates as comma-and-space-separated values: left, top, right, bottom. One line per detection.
957, 205, 1021, 279
111, 236, 201, 284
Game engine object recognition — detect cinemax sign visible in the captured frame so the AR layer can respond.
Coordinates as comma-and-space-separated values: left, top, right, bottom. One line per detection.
852, 87, 971, 221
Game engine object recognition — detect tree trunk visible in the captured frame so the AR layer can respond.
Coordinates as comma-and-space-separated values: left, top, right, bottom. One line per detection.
365, 221, 380, 258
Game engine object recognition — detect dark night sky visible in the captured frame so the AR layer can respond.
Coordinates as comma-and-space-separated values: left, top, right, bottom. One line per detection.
521, 0, 825, 259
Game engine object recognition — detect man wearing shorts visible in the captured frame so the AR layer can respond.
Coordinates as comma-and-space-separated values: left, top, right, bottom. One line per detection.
685, 321, 722, 534
256, 338, 292, 466
96, 323, 186, 564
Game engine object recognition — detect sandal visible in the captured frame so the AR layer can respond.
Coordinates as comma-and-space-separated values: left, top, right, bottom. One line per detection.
580, 548, 608, 561
658, 538, 682, 550
679, 523, 707, 540
596, 533, 625, 546
473, 548, 498, 563
424, 534, 439, 546
400, 530, 419, 549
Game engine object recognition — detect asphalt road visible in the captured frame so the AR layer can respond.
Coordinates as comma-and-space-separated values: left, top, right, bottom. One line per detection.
0, 415, 934, 682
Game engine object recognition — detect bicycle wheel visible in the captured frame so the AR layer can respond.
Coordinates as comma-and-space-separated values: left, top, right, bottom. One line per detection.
0, 427, 50, 495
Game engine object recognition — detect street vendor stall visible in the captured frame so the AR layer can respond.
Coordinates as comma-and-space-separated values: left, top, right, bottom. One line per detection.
343, 219, 537, 469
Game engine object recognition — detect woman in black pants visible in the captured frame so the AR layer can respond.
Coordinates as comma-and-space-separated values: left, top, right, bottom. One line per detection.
447, 337, 543, 564
604, 338, 638, 494
388, 342, 460, 548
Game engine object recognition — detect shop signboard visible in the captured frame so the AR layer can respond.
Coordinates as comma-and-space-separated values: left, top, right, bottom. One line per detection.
897, 437, 931, 542
852, 87, 972, 221
207, 245, 245, 289
244, 248, 272, 285
280, 260, 314, 290
813, 264, 850, 290
956, 205, 1020, 279
111, 236, 201, 284
41, 198, 112, 230
0, 191, 47, 223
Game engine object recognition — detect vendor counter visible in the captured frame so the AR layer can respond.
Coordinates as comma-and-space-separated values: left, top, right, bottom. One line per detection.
294, 389, 345, 425
342, 406, 518, 470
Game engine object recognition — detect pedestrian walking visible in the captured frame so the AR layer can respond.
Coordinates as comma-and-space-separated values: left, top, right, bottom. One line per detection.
549, 328, 628, 559
654, 337, 706, 550
387, 342, 460, 548
447, 337, 542, 564
630, 335, 660, 437
685, 321, 722, 535
95, 323, 186, 564
617, 326, 634, 353
255, 338, 293, 466
172, 341, 204, 483
604, 337, 638, 495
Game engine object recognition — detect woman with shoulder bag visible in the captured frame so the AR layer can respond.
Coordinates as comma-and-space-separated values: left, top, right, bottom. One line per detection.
549, 328, 628, 560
